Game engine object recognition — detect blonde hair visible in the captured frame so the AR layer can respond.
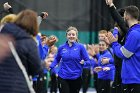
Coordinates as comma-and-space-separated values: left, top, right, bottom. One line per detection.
99, 30, 107, 34
0, 14, 17, 24
49, 45, 58, 54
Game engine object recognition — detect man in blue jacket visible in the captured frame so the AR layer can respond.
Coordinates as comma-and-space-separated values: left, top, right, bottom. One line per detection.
105, 2, 140, 93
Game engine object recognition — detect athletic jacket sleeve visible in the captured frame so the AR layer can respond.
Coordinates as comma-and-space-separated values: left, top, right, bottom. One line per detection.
37, 16, 42, 26
109, 58, 114, 64
107, 52, 114, 64
42, 45, 49, 59
111, 32, 138, 59
108, 6, 128, 35
94, 53, 100, 60
36, 35, 49, 60
91, 59, 98, 68
80, 45, 90, 66
113, 27, 119, 38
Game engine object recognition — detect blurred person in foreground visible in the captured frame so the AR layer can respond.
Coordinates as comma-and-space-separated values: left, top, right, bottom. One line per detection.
0, 9, 43, 93
0, 14, 17, 31
0, 34, 13, 61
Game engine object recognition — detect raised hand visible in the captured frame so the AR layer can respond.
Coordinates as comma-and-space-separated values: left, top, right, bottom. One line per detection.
87, 44, 96, 56
93, 44, 99, 54
103, 35, 110, 45
105, 0, 114, 7
40, 12, 48, 19
46, 35, 58, 47
107, 32, 117, 44
3, 2, 12, 11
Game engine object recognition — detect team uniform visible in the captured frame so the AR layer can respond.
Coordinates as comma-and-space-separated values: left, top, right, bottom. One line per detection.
50, 41, 90, 93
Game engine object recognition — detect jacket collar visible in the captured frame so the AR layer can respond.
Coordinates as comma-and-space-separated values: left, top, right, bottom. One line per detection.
100, 50, 108, 55
65, 41, 77, 47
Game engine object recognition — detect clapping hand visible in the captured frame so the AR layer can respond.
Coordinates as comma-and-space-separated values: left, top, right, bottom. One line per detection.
101, 57, 110, 65
94, 66, 102, 72
107, 32, 117, 44
46, 35, 58, 47
103, 67, 111, 71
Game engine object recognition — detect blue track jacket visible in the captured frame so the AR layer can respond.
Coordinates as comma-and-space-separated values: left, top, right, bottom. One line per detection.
97, 50, 115, 81
111, 24, 140, 84
50, 42, 90, 79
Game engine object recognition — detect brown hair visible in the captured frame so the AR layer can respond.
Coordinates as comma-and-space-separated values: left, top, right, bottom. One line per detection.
66, 26, 78, 36
125, 5, 139, 20
14, 9, 38, 36
66, 26, 79, 42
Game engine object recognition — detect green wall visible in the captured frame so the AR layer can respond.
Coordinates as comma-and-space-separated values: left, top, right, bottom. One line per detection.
40, 30, 98, 47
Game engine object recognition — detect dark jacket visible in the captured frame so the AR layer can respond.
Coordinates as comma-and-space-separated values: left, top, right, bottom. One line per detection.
0, 23, 42, 93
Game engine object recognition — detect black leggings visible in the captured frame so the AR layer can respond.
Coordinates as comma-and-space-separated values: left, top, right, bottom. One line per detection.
122, 84, 140, 93
98, 79, 111, 93
33, 73, 47, 93
82, 68, 91, 93
111, 67, 123, 93
58, 76, 82, 93
50, 74, 58, 93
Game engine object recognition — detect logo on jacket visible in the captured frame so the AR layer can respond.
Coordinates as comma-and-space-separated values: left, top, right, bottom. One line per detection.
74, 48, 78, 51
62, 48, 67, 53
